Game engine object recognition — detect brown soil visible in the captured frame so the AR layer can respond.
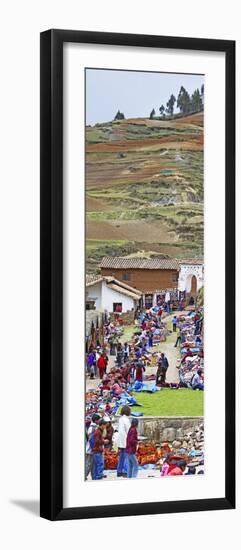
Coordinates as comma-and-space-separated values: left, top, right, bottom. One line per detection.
86, 218, 174, 244
86, 134, 203, 154
86, 196, 112, 212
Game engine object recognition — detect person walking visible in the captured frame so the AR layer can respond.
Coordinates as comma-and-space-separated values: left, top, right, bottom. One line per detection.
148, 331, 153, 348
116, 343, 124, 368
174, 329, 182, 347
87, 349, 96, 376
117, 406, 131, 477
126, 418, 139, 478
160, 352, 169, 384
135, 361, 145, 382
97, 352, 106, 379
123, 342, 130, 363
85, 413, 101, 480
172, 315, 177, 332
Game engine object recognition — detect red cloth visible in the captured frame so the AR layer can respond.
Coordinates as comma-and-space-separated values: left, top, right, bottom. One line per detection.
97, 356, 106, 379
92, 428, 104, 453
126, 427, 138, 454
167, 465, 183, 476
136, 367, 143, 381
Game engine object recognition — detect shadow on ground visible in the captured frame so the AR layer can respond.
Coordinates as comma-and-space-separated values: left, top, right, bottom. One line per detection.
10, 500, 40, 517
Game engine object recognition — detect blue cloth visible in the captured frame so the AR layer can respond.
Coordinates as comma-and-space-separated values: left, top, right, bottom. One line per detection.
116, 393, 138, 407
131, 381, 159, 393
131, 411, 143, 417
190, 450, 203, 457
127, 454, 139, 478
93, 452, 104, 480
117, 448, 127, 474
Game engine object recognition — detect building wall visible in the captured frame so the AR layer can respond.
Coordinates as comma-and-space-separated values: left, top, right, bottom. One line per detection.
101, 268, 179, 292
86, 282, 102, 310
86, 280, 136, 313
101, 281, 136, 313
178, 264, 204, 294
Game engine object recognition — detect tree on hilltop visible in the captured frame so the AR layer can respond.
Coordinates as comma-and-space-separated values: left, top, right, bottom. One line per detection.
166, 94, 176, 116
114, 110, 125, 120
159, 104, 165, 117
177, 86, 191, 114
150, 108, 156, 119
191, 88, 202, 112
200, 84, 204, 111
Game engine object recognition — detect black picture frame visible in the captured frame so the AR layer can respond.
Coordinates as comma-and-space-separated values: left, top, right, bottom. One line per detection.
40, 29, 235, 521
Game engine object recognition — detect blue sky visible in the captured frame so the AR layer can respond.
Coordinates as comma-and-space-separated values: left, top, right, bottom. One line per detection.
85, 68, 204, 126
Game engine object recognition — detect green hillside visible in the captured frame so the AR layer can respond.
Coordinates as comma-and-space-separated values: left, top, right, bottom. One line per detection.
86, 113, 204, 273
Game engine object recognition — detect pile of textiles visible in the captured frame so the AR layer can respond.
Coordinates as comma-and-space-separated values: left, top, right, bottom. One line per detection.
103, 444, 204, 471
137, 443, 159, 466
104, 449, 119, 470
176, 308, 204, 389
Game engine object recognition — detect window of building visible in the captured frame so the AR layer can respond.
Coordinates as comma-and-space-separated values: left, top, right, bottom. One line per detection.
113, 302, 122, 313
122, 272, 131, 281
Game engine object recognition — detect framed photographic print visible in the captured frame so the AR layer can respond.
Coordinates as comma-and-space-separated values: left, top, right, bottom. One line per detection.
40, 29, 235, 520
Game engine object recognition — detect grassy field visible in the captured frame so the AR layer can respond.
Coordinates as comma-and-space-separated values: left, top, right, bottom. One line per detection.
85, 113, 204, 272
131, 388, 204, 417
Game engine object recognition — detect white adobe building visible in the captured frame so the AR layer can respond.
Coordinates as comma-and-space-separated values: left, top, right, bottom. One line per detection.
86, 275, 142, 314
178, 259, 204, 296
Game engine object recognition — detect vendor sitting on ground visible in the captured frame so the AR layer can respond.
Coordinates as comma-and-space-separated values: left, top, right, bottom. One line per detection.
192, 369, 204, 391
111, 379, 125, 397
167, 459, 187, 476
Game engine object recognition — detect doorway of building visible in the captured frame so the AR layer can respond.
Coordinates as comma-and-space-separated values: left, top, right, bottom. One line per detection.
190, 275, 197, 296
145, 294, 153, 308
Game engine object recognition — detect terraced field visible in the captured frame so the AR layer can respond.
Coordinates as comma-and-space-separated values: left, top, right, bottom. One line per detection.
86, 112, 204, 272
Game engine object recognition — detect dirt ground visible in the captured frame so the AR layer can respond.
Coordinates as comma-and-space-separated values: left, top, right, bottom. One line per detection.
86, 218, 174, 243
85, 313, 179, 391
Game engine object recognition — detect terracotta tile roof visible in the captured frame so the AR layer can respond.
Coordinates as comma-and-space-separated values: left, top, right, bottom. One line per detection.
178, 258, 203, 265
100, 257, 179, 270
86, 274, 142, 300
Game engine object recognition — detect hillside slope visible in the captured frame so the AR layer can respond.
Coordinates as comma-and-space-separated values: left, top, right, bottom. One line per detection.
86, 112, 204, 273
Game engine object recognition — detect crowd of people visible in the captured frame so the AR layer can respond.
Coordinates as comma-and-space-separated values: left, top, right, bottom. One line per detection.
175, 309, 204, 390
86, 406, 204, 481
85, 301, 204, 481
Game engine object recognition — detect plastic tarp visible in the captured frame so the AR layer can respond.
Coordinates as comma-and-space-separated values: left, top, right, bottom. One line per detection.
130, 381, 160, 393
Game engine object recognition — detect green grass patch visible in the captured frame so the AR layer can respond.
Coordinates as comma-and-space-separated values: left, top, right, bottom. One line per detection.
131, 388, 204, 417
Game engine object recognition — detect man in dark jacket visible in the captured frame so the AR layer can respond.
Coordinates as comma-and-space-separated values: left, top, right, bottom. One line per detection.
160, 352, 169, 384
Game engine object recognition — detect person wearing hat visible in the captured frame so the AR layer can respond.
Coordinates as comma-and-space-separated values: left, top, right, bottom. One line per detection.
85, 413, 101, 480
167, 459, 187, 476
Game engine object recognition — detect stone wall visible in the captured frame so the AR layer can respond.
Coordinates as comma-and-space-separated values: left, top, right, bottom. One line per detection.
137, 416, 204, 451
